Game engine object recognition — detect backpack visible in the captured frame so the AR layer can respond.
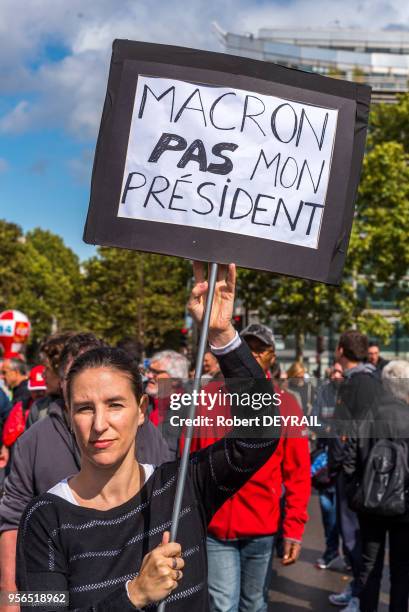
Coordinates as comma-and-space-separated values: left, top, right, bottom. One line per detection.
357, 439, 409, 517
310, 447, 332, 490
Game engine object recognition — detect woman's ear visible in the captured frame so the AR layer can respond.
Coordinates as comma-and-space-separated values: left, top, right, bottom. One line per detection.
137, 394, 148, 426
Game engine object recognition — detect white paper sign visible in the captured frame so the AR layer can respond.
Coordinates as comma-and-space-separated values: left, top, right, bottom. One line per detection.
118, 75, 338, 249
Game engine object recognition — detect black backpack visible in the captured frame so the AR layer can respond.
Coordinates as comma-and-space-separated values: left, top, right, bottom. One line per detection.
358, 439, 409, 517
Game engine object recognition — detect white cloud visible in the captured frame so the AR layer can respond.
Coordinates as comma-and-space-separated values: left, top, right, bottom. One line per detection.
0, 158, 9, 173
0, 0, 408, 140
0, 100, 31, 134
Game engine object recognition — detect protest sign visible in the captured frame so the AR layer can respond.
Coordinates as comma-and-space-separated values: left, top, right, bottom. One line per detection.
84, 40, 371, 283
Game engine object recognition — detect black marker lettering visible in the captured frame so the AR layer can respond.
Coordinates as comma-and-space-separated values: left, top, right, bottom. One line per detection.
296, 159, 325, 194
219, 179, 231, 217
148, 133, 187, 163
143, 176, 170, 209
296, 109, 329, 151
177, 139, 207, 172
121, 172, 146, 204
252, 194, 274, 226
210, 92, 237, 130
279, 157, 299, 189
230, 188, 253, 219
271, 103, 298, 144
207, 142, 238, 175
250, 150, 280, 183
168, 177, 192, 212
240, 95, 266, 136
138, 85, 176, 121
303, 201, 325, 235
272, 198, 304, 231
174, 88, 207, 126
194, 182, 216, 215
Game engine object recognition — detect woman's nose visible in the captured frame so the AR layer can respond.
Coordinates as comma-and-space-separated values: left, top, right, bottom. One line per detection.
92, 409, 109, 433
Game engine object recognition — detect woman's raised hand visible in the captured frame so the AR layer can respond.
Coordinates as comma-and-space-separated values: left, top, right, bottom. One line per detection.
187, 261, 236, 348
127, 531, 184, 607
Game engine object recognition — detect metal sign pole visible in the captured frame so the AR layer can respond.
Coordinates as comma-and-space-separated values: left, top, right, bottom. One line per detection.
158, 262, 219, 612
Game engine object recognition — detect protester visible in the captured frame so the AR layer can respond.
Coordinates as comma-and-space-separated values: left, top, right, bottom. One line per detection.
202, 350, 223, 383
0, 332, 173, 605
2, 365, 47, 459
311, 363, 344, 569
0, 386, 11, 492
145, 349, 189, 425
17, 263, 281, 611
0, 358, 30, 477
343, 360, 409, 612
287, 361, 314, 415
367, 341, 389, 376
1, 357, 29, 405
0, 380, 11, 443
26, 331, 76, 427
144, 349, 189, 460
188, 323, 310, 612
328, 330, 381, 612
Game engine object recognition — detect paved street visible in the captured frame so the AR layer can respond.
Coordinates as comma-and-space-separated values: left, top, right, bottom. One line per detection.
268, 491, 390, 611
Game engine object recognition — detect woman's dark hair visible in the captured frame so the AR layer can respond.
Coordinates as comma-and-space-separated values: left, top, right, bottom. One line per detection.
40, 331, 77, 375
66, 347, 143, 405
59, 332, 107, 377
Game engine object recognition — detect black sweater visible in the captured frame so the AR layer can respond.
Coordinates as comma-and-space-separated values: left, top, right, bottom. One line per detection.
17, 342, 280, 611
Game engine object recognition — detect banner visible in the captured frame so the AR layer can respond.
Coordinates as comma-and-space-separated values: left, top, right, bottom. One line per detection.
84, 40, 371, 283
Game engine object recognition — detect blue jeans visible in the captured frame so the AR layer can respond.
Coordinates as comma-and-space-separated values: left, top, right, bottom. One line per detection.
207, 535, 275, 612
318, 486, 339, 556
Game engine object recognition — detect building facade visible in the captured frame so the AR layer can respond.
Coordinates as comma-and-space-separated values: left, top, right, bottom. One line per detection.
214, 25, 409, 103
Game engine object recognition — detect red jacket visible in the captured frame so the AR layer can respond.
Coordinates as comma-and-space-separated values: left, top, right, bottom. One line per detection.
182, 382, 311, 542
2, 399, 32, 448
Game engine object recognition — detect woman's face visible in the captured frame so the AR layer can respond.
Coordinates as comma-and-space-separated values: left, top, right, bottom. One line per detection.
70, 366, 146, 468
43, 358, 61, 395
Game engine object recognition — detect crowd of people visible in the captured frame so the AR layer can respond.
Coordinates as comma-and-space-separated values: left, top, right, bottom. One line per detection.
0, 264, 407, 612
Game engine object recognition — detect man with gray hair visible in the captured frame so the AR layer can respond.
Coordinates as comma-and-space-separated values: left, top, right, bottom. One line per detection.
1, 357, 29, 405
145, 350, 189, 460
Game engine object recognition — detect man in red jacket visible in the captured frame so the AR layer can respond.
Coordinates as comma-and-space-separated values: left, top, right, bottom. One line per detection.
204, 324, 311, 612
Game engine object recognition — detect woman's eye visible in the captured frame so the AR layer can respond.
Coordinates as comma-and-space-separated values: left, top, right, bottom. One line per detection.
77, 406, 93, 413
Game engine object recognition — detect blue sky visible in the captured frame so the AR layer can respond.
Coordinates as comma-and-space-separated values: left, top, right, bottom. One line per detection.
0, 0, 407, 260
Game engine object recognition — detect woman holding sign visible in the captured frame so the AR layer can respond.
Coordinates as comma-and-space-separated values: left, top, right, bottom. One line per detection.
17, 263, 281, 611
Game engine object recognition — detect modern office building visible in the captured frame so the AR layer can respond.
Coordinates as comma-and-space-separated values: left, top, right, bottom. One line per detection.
214, 24, 409, 103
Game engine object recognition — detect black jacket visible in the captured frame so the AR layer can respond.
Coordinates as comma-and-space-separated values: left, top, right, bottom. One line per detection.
343, 391, 409, 521
0, 399, 174, 532
328, 364, 382, 476
11, 379, 30, 405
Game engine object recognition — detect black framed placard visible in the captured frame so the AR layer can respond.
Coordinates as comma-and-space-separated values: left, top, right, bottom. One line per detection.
84, 40, 371, 284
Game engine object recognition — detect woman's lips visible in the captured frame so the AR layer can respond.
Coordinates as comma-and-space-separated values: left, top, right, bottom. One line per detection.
90, 439, 115, 449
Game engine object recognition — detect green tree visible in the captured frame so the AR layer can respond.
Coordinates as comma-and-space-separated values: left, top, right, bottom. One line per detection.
0, 220, 27, 310
368, 93, 409, 152
80, 248, 190, 352
0, 222, 82, 353
353, 141, 409, 287
12, 229, 82, 344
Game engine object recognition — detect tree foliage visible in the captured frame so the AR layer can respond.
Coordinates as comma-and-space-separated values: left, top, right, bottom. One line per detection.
80, 248, 190, 351
0, 223, 82, 353
369, 93, 409, 152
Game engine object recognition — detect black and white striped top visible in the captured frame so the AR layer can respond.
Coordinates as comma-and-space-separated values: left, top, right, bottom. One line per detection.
17, 342, 280, 611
